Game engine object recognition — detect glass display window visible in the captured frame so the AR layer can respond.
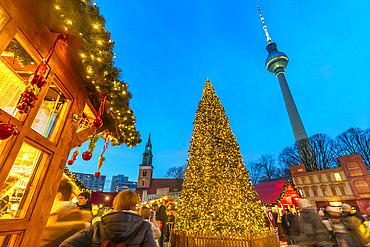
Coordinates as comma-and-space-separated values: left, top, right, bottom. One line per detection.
31, 80, 70, 142
0, 36, 39, 119
0, 142, 49, 219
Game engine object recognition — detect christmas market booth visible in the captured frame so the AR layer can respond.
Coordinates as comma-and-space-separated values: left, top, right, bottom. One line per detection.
254, 179, 304, 234
0, 0, 141, 245
139, 195, 178, 234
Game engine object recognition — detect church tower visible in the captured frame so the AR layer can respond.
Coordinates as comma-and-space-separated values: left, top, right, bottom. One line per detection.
137, 134, 154, 188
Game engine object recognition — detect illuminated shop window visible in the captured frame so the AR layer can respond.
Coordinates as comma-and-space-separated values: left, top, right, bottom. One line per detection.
334, 173, 342, 181
31, 81, 69, 141
0, 36, 38, 118
0, 142, 48, 218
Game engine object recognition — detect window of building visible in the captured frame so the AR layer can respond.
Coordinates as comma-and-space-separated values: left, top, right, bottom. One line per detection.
311, 186, 318, 197
347, 162, 363, 176
143, 170, 147, 177
317, 175, 323, 183
330, 186, 337, 196
354, 180, 370, 198
309, 176, 314, 184
334, 173, 342, 181
326, 174, 332, 182
142, 181, 145, 186
321, 186, 327, 196
338, 185, 346, 195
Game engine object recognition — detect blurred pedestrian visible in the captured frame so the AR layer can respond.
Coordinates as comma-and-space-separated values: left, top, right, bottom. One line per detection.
342, 203, 370, 247
299, 199, 334, 247
286, 209, 300, 245
152, 203, 168, 247
282, 209, 291, 245
40, 179, 92, 247
60, 189, 157, 247
326, 206, 355, 247
140, 206, 161, 246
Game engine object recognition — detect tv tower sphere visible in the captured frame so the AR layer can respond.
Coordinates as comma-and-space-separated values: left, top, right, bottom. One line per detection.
265, 42, 289, 73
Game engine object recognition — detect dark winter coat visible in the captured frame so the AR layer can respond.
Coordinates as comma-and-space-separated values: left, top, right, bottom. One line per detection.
59, 211, 157, 247
156, 205, 168, 235
281, 214, 289, 234
286, 213, 300, 232
77, 201, 92, 212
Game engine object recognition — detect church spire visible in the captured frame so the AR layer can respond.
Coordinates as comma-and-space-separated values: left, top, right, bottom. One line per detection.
141, 133, 153, 167
145, 133, 152, 153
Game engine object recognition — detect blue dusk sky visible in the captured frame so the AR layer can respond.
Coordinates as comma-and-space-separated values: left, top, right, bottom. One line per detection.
69, 0, 370, 191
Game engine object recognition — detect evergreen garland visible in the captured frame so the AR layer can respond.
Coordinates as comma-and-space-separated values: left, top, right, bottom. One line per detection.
50, 0, 140, 147
262, 179, 305, 207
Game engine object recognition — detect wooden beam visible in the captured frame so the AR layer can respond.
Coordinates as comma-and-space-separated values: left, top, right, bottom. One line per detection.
19, 87, 89, 246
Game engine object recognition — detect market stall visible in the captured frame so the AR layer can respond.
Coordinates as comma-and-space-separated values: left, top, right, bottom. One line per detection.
0, 0, 140, 245
254, 179, 304, 233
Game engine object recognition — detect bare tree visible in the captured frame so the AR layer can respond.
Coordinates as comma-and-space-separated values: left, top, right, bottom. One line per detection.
335, 127, 370, 169
165, 164, 186, 179
279, 133, 339, 172
254, 154, 281, 181
246, 161, 261, 185
310, 133, 338, 170
279, 145, 301, 174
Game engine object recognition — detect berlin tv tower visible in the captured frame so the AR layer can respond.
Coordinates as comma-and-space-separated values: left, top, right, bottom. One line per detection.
258, 6, 319, 172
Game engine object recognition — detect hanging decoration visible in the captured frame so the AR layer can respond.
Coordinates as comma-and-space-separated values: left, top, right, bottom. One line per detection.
0, 34, 68, 141
17, 34, 68, 114
82, 134, 99, 161
0, 122, 18, 140
67, 144, 81, 165
94, 132, 110, 177
93, 92, 107, 128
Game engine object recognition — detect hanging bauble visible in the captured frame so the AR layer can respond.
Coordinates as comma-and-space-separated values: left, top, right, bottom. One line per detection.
93, 118, 103, 128
93, 92, 107, 129
67, 160, 74, 165
29, 74, 47, 88
0, 123, 18, 140
94, 171, 101, 178
81, 151, 92, 161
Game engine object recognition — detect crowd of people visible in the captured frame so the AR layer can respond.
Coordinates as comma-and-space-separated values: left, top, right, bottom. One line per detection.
40, 178, 171, 247
279, 199, 370, 247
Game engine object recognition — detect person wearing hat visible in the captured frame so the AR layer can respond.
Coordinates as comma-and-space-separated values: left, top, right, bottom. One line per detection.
342, 203, 370, 247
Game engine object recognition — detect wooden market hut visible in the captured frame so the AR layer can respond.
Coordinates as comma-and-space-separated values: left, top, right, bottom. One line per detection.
254, 179, 304, 211
254, 179, 304, 235
0, 0, 140, 245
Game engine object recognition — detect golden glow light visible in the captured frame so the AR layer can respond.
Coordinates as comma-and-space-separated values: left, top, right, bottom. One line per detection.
329, 202, 342, 206
334, 173, 342, 181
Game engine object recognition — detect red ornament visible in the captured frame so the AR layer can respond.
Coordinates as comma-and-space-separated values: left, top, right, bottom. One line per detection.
93, 118, 103, 128
29, 74, 47, 88
81, 151, 92, 161
94, 171, 101, 178
67, 160, 74, 165
0, 123, 18, 140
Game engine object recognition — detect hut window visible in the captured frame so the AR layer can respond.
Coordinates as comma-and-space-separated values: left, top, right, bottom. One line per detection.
31, 81, 69, 142
0, 36, 38, 119
1, 142, 48, 218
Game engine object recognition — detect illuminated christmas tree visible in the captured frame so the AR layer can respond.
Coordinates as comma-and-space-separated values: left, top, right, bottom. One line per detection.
176, 79, 266, 235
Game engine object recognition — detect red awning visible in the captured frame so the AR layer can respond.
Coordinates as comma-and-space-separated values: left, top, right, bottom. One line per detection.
253, 180, 303, 206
